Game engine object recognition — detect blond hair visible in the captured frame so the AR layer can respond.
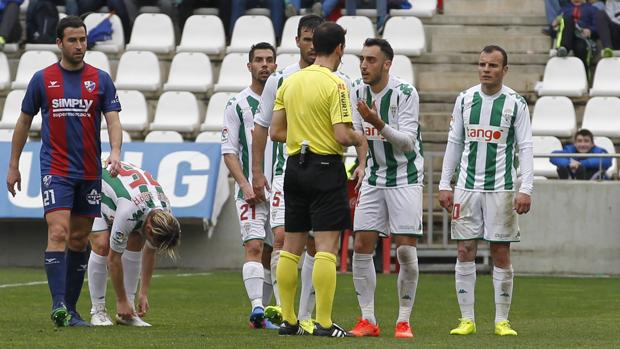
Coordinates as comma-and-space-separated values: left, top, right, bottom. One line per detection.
149, 210, 181, 259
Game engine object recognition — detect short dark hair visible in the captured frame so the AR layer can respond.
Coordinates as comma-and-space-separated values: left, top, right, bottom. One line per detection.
297, 14, 324, 37
57, 16, 87, 40
363, 38, 394, 61
575, 128, 594, 141
313, 22, 346, 56
249, 42, 276, 62
481, 45, 508, 66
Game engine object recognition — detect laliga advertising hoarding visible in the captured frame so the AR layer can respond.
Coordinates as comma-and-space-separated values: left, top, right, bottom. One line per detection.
0, 142, 222, 219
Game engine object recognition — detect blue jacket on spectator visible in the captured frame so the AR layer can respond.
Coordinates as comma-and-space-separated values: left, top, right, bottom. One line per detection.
0, 0, 24, 11
550, 144, 611, 171
559, 2, 599, 34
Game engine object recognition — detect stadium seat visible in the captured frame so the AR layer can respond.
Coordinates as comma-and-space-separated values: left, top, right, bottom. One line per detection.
214, 53, 249, 93
126, 13, 175, 54
0, 129, 13, 141
593, 136, 618, 178
84, 13, 125, 53
195, 131, 221, 142
339, 54, 361, 82
531, 96, 576, 137
164, 52, 213, 94
201, 92, 236, 131
278, 16, 301, 54
115, 51, 161, 93
533, 135, 562, 178
84, 51, 111, 76
382, 16, 426, 56
245, 8, 270, 16
536, 57, 588, 97
580, 97, 620, 138
275, 53, 299, 70
589, 58, 620, 97
0, 90, 41, 131
390, 0, 437, 17
12, 51, 58, 90
227, 16, 275, 53
0, 52, 10, 91
336, 16, 375, 55
144, 130, 184, 142
100, 129, 132, 143
101, 90, 148, 132
390, 55, 415, 86
193, 7, 219, 16
150, 91, 201, 133
177, 15, 226, 57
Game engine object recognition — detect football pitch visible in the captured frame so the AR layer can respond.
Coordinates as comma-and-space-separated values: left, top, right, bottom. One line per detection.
1, 268, 618, 349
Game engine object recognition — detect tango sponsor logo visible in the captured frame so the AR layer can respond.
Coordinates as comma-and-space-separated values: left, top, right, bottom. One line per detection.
465, 125, 508, 144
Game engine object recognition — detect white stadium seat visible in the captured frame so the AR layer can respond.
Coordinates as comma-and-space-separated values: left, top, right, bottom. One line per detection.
0, 129, 14, 141
581, 97, 620, 138
84, 51, 111, 76
531, 96, 576, 137
177, 15, 226, 57
336, 16, 375, 55
100, 129, 132, 143
0, 52, 10, 91
12, 51, 58, 89
390, 0, 437, 17
214, 53, 249, 93
278, 16, 301, 54
339, 54, 361, 81
201, 92, 235, 131
390, 55, 415, 86
533, 135, 563, 178
195, 131, 221, 142
593, 136, 618, 178
84, 13, 125, 53
0, 90, 41, 131
101, 90, 148, 132
115, 51, 161, 93
150, 91, 201, 133
382, 16, 426, 56
536, 57, 588, 97
276, 53, 299, 70
144, 130, 184, 142
227, 16, 275, 53
164, 52, 213, 94
126, 13, 175, 54
589, 58, 620, 97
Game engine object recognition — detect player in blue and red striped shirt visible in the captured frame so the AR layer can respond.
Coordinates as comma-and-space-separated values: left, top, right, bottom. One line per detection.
6, 16, 123, 327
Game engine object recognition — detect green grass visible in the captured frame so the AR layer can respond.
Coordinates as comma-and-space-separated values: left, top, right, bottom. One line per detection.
1, 268, 619, 348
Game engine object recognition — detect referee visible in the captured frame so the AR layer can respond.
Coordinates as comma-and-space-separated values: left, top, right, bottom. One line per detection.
270, 22, 365, 338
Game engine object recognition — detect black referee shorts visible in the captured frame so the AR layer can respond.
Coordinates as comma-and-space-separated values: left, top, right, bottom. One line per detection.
283, 152, 351, 233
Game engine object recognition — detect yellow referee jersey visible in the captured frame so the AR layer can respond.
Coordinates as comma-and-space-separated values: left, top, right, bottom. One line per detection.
274, 65, 353, 156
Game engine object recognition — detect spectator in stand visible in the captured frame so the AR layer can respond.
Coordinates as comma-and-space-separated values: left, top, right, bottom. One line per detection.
77, 0, 133, 43
0, 0, 24, 49
553, 0, 598, 70
231, 0, 284, 42
595, 0, 620, 58
550, 129, 612, 180
544, 0, 569, 36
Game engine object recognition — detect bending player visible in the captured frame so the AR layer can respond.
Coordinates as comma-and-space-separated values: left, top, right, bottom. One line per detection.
87, 161, 181, 326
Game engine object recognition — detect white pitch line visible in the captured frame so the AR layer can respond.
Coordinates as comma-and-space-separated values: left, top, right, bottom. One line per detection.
0, 272, 212, 289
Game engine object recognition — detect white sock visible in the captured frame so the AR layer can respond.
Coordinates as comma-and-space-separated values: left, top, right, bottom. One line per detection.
262, 268, 273, 306
493, 265, 514, 323
87, 251, 108, 312
455, 260, 476, 322
242, 261, 264, 310
352, 252, 376, 324
270, 250, 281, 306
298, 252, 315, 321
396, 246, 419, 324
122, 250, 142, 306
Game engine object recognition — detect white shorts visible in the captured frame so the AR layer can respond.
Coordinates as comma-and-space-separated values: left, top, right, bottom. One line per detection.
270, 174, 285, 229
235, 199, 273, 246
451, 189, 520, 242
92, 217, 108, 232
353, 183, 423, 237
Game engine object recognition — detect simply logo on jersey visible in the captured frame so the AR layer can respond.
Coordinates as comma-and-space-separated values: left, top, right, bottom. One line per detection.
466, 125, 509, 144
84, 81, 96, 92
86, 189, 101, 205
51, 98, 93, 112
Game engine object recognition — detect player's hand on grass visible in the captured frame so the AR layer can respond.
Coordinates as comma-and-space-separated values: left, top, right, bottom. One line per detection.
137, 293, 150, 317
438, 190, 454, 213
106, 152, 122, 177
351, 165, 365, 192
6, 167, 21, 197
514, 192, 531, 215
116, 299, 135, 320
251, 173, 270, 203
241, 182, 257, 205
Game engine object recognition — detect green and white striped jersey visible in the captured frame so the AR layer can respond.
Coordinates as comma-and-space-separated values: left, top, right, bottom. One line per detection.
445, 84, 532, 192
351, 75, 424, 187
221, 87, 274, 199
101, 161, 171, 253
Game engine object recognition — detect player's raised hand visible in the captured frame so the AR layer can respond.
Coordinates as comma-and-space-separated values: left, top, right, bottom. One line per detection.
106, 152, 121, 177
137, 293, 150, 317
116, 298, 135, 320
6, 167, 21, 197
438, 190, 454, 213
251, 173, 270, 203
356, 100, 380, 124
351, 165, 365, 192
241, 182, 257, 205
514, 192, 531, 214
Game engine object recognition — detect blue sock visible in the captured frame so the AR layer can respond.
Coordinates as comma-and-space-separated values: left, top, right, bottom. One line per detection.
44, 251, 67, 309
65, 249, 89, 312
